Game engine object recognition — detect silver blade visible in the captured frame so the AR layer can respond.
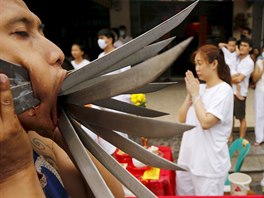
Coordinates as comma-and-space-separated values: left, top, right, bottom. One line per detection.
93, 98, 168, 117
65, 104, 194, 138
0, 59, 29, 85
80, 122, 186, 171
62, 37, 175, 96
58, 110, 114, 198
125, 82, 177, 94
0, 59, 40, 114
98, 37, 176, 76
70, 119, 157, 198
64, 37, 193, 105
11, 82, 40, 114
60, 1, 198, 93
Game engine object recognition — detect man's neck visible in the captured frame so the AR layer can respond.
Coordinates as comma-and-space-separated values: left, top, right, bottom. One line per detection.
239, 53, 248, 60
104, 45, 115, 54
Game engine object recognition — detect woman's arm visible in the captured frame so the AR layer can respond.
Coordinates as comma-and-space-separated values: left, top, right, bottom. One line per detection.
192, 97, 220, 129
184, 71, 219, 129
178, 94, 192, 123
252, 60, 264, 83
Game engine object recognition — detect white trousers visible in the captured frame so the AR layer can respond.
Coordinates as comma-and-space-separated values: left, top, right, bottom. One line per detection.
176, 171, 227, 196
254, 90, 264, 143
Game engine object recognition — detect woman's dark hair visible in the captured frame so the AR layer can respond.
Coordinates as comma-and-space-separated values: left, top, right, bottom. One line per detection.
191, 44, 232, 86
97, 28, 115, 44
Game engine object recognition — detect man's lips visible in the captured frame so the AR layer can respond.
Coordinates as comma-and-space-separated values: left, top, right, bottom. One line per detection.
29, 69, 67, 127
52, 69, 67, 126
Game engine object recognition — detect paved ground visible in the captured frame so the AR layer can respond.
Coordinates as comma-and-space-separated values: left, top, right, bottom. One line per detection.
130, 78, 263, 195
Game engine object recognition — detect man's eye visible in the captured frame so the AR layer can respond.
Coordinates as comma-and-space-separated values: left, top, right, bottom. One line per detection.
14, 31, 29, 37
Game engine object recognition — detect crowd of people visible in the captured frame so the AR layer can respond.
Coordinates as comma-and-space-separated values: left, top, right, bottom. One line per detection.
175, 26, 264, 195
217, 28, 264, 146
0, 0, 263, 197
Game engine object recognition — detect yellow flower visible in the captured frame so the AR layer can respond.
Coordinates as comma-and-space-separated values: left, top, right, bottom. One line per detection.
130, 93, 147, 107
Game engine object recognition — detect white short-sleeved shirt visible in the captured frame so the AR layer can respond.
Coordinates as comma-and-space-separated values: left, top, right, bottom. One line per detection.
255, 59, 264, 92
177, 82, 233, 178
232, 55, 254, 96
221, 47, 238, 75
71, 59, 90, 70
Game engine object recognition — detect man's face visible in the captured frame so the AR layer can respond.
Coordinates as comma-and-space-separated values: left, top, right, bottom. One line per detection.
242, 30, 250, 38
239, 42, 252, 56
0, 0, 67, 134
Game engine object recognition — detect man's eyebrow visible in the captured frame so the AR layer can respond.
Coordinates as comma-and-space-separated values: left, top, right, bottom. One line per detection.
7, 17, 34, 26
7, 16, 44, 31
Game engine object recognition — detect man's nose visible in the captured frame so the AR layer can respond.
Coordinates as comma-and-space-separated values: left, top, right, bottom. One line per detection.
44, 38, 65, 67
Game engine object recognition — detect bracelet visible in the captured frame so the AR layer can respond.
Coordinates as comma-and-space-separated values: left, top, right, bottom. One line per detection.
192, 95, 200, 105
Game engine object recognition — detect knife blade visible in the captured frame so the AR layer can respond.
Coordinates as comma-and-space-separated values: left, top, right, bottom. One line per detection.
70, 119, 157, 198
60, 1, 198, 93
125, 82, 177, 94
79, 122, 186, 171
98, 37, 176, 76
93, 98, 168, 117
66, 104, 194, 138
64, 37, 193, 105
58, 110, 114, 198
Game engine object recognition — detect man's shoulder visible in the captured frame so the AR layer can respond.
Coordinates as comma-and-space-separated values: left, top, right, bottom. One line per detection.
239, 55, 254, 66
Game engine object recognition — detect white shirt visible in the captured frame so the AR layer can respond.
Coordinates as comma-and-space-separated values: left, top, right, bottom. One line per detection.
114, 40, 123, 48
255, 59, 264, 92
119, 36, 133, 44
71, 59, 90, 70
232, 55, 254, 97
177, 82, 233, 178
221, 47, 238, 75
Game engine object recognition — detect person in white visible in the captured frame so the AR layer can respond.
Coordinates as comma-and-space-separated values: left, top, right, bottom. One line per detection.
112, 27, 124, 48
229, 38, 254, 141
70, 43, 90, 70
252, 57, 264, 146
218, 37, 244, 100
118, 25, 133, 44
176, 44, 234, 195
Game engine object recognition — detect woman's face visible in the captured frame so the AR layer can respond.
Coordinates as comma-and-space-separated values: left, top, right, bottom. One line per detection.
0, 0, 67, 134
71, 44, 84, 60
194, 52, 215, 82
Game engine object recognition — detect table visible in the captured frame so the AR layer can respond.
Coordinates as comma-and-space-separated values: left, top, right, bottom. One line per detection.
114, 146, 176, 196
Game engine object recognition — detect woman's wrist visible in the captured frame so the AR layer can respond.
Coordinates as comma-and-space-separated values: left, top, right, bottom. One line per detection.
185, 95, 192, 106
192, 95, 200, 105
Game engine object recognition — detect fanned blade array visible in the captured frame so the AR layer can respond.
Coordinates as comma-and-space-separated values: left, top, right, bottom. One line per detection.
3, 1, 199, 197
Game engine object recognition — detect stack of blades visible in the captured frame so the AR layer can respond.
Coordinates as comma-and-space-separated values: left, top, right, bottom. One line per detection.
2, 0, 199, 197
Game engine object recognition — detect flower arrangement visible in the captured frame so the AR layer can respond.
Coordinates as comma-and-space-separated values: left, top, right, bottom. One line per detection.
130, 93, 147, 107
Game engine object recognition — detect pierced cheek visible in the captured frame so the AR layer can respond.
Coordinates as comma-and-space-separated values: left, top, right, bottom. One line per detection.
27, 106, 39, 117
27, 107, 37, 117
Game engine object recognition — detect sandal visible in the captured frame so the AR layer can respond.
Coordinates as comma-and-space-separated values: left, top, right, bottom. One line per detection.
254, 142, 260, 146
